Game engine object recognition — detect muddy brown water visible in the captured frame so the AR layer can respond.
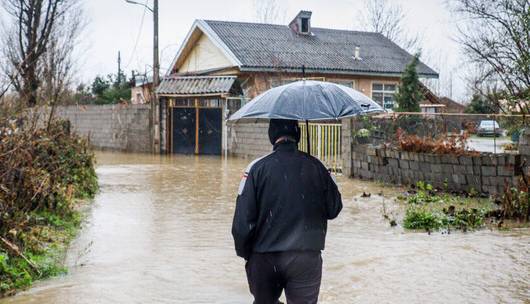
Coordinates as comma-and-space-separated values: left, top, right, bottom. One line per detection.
2, 151, 529, 304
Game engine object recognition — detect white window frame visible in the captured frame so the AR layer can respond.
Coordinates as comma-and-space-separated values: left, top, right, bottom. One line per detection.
327, 79, 357, 90
371, 82, 398, 110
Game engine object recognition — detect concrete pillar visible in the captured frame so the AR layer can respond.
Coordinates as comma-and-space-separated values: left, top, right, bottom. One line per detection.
519, 128, 530, 177
341, 118, 353, 176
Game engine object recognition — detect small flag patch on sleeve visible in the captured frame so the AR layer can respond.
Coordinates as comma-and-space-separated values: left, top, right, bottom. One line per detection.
238, 172, 248, 195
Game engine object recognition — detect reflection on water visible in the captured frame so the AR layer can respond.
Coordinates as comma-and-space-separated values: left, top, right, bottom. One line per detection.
2, 151, 529, 304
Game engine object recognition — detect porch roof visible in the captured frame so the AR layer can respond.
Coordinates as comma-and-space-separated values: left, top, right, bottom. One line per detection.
157, 75, 237, 96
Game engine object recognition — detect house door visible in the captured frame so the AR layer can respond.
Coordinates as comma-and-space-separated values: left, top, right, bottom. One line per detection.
172, 107, 196, 154
171, 107, 222, 155
198, 108, 222, 155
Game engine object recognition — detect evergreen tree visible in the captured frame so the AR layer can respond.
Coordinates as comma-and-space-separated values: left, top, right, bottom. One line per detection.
91, 76, 110, 97
464, 93, 496, 114
395, 55, 424, 112
90, 74, 131, 105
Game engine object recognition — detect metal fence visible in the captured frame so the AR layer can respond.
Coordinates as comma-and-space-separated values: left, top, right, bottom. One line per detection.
352, 112, 529, 154
299, 122, 342, 171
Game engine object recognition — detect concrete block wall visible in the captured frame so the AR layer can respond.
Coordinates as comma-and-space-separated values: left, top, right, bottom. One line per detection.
227, 122, 272, 158
519, 128, 530, 155
350, 144, 522, 195
50, 104, 151, 152
519, 128, 530, 176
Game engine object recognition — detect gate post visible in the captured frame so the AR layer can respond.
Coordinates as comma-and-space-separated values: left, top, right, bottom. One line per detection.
341, 118, 353, 177
317, 124, 322, 160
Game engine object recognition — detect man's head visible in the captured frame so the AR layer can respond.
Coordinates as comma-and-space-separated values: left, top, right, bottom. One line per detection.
268, 119, 301, 145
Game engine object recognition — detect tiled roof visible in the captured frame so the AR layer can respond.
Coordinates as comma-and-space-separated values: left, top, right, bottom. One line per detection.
203, 20, 438, 77
440, 97, 465, 110
156, 76, 237, 96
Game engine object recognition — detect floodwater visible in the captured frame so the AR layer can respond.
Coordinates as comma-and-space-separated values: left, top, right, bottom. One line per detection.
2, 151, 529, 304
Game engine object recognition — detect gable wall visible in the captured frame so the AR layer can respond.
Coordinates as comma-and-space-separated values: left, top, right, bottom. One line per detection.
178, 33, 234, 73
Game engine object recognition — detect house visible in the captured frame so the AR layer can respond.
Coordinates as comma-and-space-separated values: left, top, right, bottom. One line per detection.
420, 93, 466, 115
157, 10, 438, 155
419, 83, 445, 115
131, 76, 153, 105
440, 97, 466, 113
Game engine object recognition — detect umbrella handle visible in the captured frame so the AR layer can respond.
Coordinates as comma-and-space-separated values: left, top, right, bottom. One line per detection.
306, 120, 311, 156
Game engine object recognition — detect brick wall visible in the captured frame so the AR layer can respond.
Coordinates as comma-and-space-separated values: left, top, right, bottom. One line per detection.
349, 144, 523, 195
49, 104, 152, 152
227, 122, 272, 158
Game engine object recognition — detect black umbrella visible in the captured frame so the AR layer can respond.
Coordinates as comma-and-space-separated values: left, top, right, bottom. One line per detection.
228, 79, 384, 154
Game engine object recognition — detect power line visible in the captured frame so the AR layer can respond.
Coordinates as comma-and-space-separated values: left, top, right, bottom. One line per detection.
124, 0, 148, 69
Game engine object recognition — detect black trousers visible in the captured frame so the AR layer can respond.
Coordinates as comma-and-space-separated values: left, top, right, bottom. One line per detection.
245, 251, 322, 304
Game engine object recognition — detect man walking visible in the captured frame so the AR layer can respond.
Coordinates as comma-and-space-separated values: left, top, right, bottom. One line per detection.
232, 119, 342, 304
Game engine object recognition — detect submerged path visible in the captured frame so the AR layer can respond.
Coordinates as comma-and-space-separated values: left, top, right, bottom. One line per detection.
2, 152, 529, 303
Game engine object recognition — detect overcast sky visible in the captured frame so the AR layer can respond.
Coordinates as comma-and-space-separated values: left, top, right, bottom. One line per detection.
77, 0, 467, 101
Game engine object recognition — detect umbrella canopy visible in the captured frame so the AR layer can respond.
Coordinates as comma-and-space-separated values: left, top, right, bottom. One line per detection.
228, 80, 384, 122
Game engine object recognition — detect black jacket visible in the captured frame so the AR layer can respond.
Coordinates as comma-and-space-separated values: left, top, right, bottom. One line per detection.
231, 141, 342, 259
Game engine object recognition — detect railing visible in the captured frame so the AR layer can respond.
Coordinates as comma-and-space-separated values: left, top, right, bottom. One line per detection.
353, 112, 529, 154
299, 123, 342, 172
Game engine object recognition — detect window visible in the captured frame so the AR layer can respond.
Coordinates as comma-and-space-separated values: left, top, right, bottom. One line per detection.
328, 79, 357, 89
227, 98, 242, 116
198, 98, 222, 107
301, 18, 309, 33
422, 107, 436, 114
372, 83, 397, 110
173, 99, 194, 107
271, 77, 325, 88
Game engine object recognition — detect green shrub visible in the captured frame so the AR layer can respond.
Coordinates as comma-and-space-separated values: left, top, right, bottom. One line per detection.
401, 182, 492, 232
0, 117, 98, 297
501, 184, 530, 221
355, 128, 370, 138
403, 207, 446, 230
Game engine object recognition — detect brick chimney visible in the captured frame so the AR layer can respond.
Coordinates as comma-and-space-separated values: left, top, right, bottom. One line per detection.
289, 10, 312, 35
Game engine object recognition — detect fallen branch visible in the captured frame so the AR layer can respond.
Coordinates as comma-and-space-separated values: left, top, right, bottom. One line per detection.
0, 237, 41, 276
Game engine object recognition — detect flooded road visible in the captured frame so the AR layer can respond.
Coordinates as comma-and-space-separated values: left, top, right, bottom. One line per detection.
2, 151, 529, 304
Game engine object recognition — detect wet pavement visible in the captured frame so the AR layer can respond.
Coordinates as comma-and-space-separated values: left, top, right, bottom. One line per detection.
2, 151, 529, 304
467, 136, 512, 153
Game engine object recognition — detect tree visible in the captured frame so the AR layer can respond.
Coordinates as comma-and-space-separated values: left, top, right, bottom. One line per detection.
41, 5, 85, 106
395, 55, 424, 112
1, 0, 82, 107
90, 74, 131, 105
359, 0, 422, 53
464, 93, 497, 114
91, 76, 110, 97
452, 0, 530, 112
253, 0, 285, 24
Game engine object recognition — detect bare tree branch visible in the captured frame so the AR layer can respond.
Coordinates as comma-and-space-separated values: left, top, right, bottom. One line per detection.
451, 0, 530, 108
1, 0, 82, 107
253, 0, 286, 24
359, 0, 423, 54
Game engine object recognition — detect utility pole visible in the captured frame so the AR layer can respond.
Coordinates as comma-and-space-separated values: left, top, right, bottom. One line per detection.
153, 0, 159, 88
117, 51, 122, 84
125, 0, 160, 154
152, 0, 160, 154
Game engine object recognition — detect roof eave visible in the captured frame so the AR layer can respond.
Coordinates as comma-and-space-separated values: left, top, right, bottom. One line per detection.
158, 93, 229, 98
238, 66, 439, 79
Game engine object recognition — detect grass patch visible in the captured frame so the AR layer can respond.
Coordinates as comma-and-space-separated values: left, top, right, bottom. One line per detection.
397, 182, 497, 232
0, 118, 98, 297
0, 207, 87, 297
